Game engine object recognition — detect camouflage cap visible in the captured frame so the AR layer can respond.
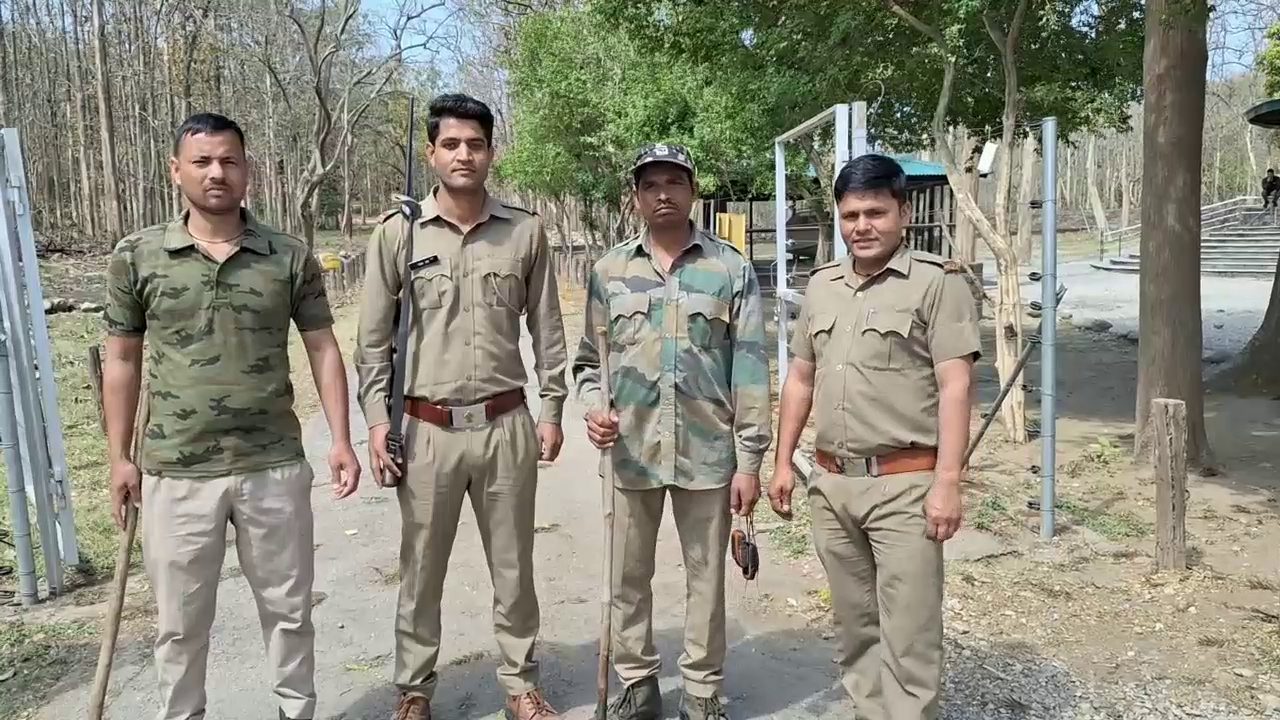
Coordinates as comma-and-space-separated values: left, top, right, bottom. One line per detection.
630, 143, 696, 181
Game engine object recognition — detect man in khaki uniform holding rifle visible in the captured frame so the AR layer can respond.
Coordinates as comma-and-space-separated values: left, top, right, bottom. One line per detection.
768, 154, 981, 720
354, 93, 569, 720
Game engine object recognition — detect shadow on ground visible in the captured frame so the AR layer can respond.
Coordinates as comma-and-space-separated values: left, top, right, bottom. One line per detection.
328, 625, 1087, 720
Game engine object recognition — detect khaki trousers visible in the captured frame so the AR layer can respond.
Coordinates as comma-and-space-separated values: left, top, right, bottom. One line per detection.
393, 404, 541, 699
611, 484, 731, 698
141, 459, 317, 720
807, 468, 944, 720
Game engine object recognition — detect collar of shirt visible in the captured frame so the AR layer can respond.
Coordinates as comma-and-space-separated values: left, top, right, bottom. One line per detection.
843, 240, 912, 289
163, 207, 271, 254
417, 184, 512, 225
629, 221, 712, 259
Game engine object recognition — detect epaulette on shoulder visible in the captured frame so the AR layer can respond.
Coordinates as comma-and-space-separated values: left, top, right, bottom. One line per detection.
376, 208, 400, 224
811, 258, 844, 276
909, 249, 954, 268
500, 202, 537, 217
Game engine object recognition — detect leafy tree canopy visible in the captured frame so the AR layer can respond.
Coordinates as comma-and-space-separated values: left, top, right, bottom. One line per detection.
589, 0, 1144, 150
1260, 22, 1280, 97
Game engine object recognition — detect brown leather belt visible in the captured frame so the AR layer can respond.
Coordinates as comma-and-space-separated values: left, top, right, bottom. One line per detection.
405, 388, 526, 428
815, 447, 936, 477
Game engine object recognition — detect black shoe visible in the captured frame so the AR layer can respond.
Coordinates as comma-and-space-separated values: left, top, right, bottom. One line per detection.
607, 675, 662, 720
678, 689, 729, 720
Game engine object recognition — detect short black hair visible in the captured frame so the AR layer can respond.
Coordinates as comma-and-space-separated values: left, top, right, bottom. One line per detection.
173, 112, 245, 156
833, 153, 908, 204
427, 93, 494, 146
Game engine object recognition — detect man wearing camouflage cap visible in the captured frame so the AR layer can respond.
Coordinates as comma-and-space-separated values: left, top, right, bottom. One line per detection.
572, 143, 772, 720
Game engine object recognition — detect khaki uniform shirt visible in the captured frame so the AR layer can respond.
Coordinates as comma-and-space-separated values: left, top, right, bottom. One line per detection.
789, 244, 981, 459
354, 187, 568, 427
572, 226, 773, 491
102, 208, 334, 478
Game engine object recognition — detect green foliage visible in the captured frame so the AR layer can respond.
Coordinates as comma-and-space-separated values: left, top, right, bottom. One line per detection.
1260, 22, 1280, 97
592, 0, 1145, 150
498, 6, 782, 207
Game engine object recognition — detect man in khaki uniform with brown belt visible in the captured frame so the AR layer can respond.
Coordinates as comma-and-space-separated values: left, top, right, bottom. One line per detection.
354, 93, 569, 720
768, 154, 981, 720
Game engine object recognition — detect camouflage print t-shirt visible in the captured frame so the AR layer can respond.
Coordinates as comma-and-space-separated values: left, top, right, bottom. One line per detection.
103, 209, 334, 478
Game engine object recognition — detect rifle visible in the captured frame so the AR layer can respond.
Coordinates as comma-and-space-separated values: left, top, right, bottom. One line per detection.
383, 96, 421, 489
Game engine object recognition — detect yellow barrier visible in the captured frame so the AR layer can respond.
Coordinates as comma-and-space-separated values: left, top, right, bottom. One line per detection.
317, 252, 344, 272
714, 212, 746, 253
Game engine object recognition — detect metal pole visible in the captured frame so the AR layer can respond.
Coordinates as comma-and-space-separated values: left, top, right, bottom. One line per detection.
0, 140, 61, 594
775, 140, 789, 388
0, 307, 38, 606
833, 104, 850, 261
3, 128, 78, 566
1039, 117, 1059, 541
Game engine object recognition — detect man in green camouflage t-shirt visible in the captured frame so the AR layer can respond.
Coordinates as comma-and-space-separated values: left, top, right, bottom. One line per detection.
572, 144, 772, 720
101, 112, 361, 720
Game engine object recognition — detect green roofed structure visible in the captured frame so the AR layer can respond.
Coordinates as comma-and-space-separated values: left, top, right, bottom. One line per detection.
1244, 98, 1280, 130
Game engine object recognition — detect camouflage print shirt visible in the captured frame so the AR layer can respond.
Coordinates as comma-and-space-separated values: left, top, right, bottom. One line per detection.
103, 209, 334, 478
572, 225, 773, 491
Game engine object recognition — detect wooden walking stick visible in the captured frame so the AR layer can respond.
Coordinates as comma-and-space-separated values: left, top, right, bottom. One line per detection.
88, 345, 148, 720
594, 328, 617, 720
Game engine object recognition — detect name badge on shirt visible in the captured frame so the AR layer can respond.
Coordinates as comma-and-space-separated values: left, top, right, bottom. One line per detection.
409, 255, 439, 271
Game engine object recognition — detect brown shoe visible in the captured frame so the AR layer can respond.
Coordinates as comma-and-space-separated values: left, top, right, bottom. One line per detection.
392, 693, 431, 720
505, 689, 561, 720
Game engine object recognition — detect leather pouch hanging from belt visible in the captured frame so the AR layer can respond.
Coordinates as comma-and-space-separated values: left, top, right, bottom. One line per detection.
730, 515, 759, 580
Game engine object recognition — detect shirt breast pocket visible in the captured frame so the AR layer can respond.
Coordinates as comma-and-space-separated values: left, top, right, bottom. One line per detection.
806, 313, 837, 364
608, 292, 651, 346
479, 257, 526, 313
856, 308, 916, 370
685, 294, 731, 349
410, 257, 453, 309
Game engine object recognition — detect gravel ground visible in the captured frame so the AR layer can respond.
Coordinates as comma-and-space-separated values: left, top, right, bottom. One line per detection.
940, 635, 1280, 720
1013, 260, 1273, 359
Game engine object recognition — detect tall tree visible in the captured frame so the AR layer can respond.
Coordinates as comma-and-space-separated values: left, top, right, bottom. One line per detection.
1134, 0, 1215, 469
90, 0, 123, 240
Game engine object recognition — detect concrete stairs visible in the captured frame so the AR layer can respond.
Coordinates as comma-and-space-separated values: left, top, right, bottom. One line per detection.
1091, 199, 1279, 277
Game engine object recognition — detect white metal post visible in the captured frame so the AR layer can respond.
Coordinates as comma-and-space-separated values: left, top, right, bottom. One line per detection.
3, 128, 78, 566
0, 138, 63, 595
774, 140, 788, 387
833, 104, 850, 261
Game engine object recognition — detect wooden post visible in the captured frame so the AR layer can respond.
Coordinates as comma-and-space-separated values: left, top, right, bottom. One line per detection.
88, 345, 106, 431
1152, 398, 1188, 571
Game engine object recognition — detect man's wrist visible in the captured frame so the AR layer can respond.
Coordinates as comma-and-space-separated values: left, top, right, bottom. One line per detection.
935, 468, 964, 485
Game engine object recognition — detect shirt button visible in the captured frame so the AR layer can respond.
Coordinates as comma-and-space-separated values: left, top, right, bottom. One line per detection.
464, 306, 471, 313
837, 441, 845, 448
837, 364, 844, 370
465, 339, 471, 346
846, 325, 852, 332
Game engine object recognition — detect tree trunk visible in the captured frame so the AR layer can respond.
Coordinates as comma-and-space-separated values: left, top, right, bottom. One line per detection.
89, 0, 123, 241
1016, 130, 1036, 260
1134, 0, 1215, 471
1086, 134, 1109, 238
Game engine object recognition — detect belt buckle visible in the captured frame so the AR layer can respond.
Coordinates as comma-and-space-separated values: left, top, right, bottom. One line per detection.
448, 401, 489, 429
862, 456, 880, 478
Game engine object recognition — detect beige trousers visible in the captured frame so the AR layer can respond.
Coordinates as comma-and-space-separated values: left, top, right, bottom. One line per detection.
611, 484, 732, 698
141, 459, 317, 720
807, 468, 945, 720
393, 404, 541, 700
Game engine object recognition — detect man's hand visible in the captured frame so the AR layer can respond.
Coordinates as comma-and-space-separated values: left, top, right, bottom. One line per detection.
536, 422, 564, 462
767, 464, 796, 520
368, 423, 401, 488
328, 441, 361, 499
585, 407, 619, 450
729, 472, 761, 517
924, 478, 963, 542
110, 458, 142, 530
